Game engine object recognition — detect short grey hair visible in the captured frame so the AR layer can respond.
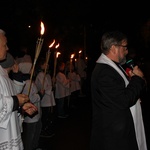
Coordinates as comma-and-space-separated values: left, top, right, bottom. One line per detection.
0, 29, 5, 35
100, 30, 127, 54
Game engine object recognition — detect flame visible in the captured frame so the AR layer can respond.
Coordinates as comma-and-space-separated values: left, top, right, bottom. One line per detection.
79, 50, 82, 53
71, 54, 74, 59
40, 21, 45, 35
55, 43, 60, 49
49, 39, 55, 48
56, 52, 61, 58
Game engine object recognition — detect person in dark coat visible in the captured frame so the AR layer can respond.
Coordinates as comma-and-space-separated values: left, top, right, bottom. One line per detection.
90, 30, 147, 150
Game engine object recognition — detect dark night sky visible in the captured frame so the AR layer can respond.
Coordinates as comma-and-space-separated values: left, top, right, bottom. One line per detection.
1, 0, 150, 61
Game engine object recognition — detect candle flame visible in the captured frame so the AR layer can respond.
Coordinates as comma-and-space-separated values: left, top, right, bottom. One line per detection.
79, 50, 82, 53
56, 52, 61, 58
40, 22, 45, 35
49, 39, 55, 48
55, 43, 60, 49
71, 54, 74, 59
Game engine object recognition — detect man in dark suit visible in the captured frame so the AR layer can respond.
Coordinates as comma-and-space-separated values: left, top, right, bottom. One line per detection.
90, 31, 147, 150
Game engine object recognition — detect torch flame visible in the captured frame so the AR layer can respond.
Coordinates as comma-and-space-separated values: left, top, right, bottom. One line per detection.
55, 43, 60, 49
71, 54, 74, 59
56, 52, 61, 58
79, 50, 82, 53
49, 39, 55, 48
40, 21, 45, 35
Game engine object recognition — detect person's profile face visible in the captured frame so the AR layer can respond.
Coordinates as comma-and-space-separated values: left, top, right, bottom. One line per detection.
0, 35, 8, 61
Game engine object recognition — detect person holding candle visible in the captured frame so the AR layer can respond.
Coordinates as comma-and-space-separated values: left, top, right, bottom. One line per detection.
0, 29, 37, 150
67, 64, 81, 109
55, 61, 71, 118
6, 51, 43, 150
35, 57, 56, 137
75, 52, 87, 97
16, 62, 44, 150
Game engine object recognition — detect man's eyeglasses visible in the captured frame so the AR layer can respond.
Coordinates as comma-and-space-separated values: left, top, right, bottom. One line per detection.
115, 45, 128, 50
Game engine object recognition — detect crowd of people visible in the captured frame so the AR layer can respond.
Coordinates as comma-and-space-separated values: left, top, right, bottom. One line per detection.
0, 29, 38, 150
0, 28, 148, 150
0, 28, 87, 150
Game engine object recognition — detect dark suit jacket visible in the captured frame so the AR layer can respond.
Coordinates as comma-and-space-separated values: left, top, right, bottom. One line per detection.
90, 63, 145, 150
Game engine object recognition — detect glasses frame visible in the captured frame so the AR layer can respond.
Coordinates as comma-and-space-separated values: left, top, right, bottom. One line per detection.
115, 44, 128, 50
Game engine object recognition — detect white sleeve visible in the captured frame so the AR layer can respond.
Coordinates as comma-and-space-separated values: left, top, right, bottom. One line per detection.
0, 94, 14, 129
13, 80, 25, 94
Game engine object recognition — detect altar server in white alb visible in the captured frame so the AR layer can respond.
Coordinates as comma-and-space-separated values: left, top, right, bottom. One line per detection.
67, 64, 81, 108
19, 62, 43, 150
0, 29, 37, 150
55, 61, 71, 118
35, 57, 56, 137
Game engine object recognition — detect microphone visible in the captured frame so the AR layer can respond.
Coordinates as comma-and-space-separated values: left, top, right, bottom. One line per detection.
126, 59, 134, 69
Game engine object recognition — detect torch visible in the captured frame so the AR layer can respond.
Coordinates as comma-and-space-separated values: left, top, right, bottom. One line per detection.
68, 53, 74, 107
41, 39, 55, 90
70, 54, 74, 73
53, 43, 60, 78
52, 50, 61, 88
28, 21, 45, 96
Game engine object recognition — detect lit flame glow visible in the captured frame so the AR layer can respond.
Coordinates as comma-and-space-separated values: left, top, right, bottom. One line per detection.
40, 22, 45, 35
55, 43, 60, 49
49, 39, 55, 48
71, 54, 74, 59
79, 50, 82, 53
56, 52, 61, 58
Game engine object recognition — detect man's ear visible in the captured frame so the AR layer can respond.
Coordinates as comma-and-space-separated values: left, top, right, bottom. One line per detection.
110, 45, 117, 55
